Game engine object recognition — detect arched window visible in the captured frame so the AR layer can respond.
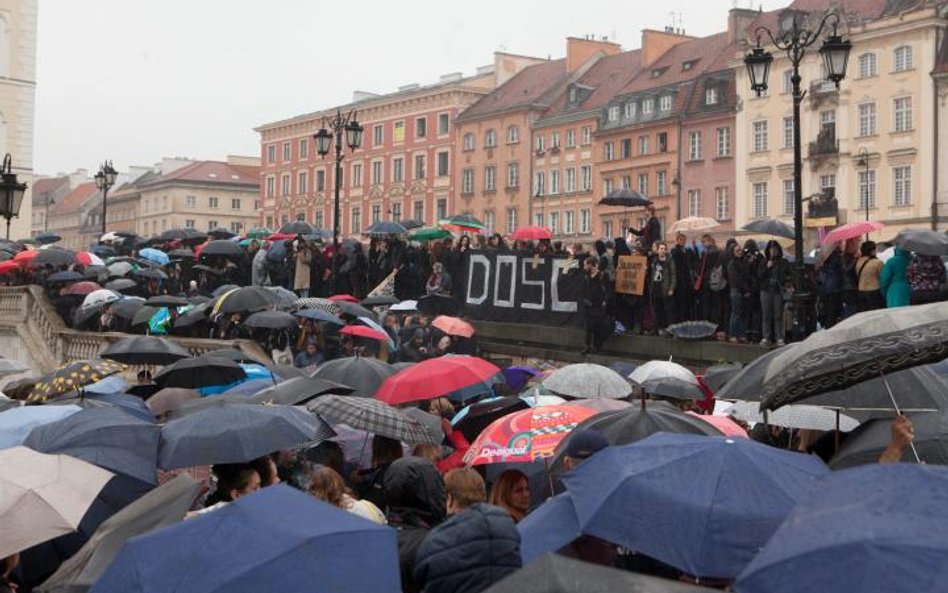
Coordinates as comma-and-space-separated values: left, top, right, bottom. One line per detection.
858, 53, 877, 78
894, 45, 913, 72
506, 125, 519, 144
485, 128, 497, 148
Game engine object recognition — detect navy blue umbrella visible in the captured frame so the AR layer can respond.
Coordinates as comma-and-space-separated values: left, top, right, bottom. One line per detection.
563, 433, 829, 579
47, 270, 84, 283
88, 484, 400, 593
23, 407, 160, 485
735, 464, 948, 593
517, 492, 583, 564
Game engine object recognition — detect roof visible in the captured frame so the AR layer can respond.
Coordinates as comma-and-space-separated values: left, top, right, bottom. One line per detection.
745, 0, 892, 37
141, 161, 260, 188
538, 50, 644, 122
934, 26, 948, 75
51, 182, 99, 215
618, 32, 731, 96
457, 59, 568, 121
31, 176, 70, 202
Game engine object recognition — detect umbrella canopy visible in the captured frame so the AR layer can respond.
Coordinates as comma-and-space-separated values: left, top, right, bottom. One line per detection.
293, 307, 345, 325
464, 405, 596, 465
665, 320, 718, 340
640, 376, 705, 400
510, 225, 552, 241
365, 220, 407, 236
153, 356, 246, 390
0, 446, 114, 558
145, 387, 200, 417
101, 335, 192, 366
28, 359, 127, 402
137, 248, 169, 266
565, 433, 829, 579
38, 475, 201, 593
213, 286, 278, 314
829, 411, 948, 468
335, 300, 377, 319
47, 270, 84, 283
439, 213, 485, 232
295, 296, 341, 314
571, 398, 632, 413
431, 315, 475, 338
686, 412, 749, 438
23, 407, 160, 485
822, 220, 885, 244
543, 363, 632, 399
263, 285, 299, 308
741, 218, 795, 239
761, 302, 948, 411
598, 187, 651, 208
734, 464, 948, 593
82, 289, 121, 309
103, 278, 137, 293
701, 362, 743, 392
200, 239, 244, 258
250, 376, 354, 406
669, 216, 718, 234
34, 232, 63, 245
892, 228, 948, 256
727, 400, 860, 432
0, 404, 82, 449
311, 356, 397, 398
64, 282, 104, 296
0, 357, 30, 376
31, 248, 78, 268
375, 355, 500, 405
308, 395, 437, 444
159, 403, 333, 469
451, 396, 531, 442
244, 310, 298, 330
339, 324, 389, 342
156, 228, 208, 243
144, 295, 189, 308
278, 220, 315, 235
246, 226, 272, 239
629, 360, 698, 386
89, 484, 400, 593
389, 299, 418, 311
207, 227, 236, 239
360, 294, 399, 308
502, 365, 540, 392
408, 226, 452, 242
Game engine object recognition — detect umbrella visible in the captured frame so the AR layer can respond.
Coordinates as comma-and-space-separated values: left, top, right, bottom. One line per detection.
49, 393, 154, 424
89, 484, 400, 593
132, 268, 168, 281
829, 411, 948, 468
543, 363, 632, 399
205, 348, 267, 365
451, 396, 530, 442
483, 553, 717, 593
0, 446, 114, 558
105, 260, 133, 278
200, 239, 244, 258
263, 285, 298, 308
464, 404, 595, 466
130, 305, 160, 328
103, 278, 137, 293
360, 294, 399, 307
100, 335, 192, 366
726, 400, 859, 432
311, 356, 397, 398
153, 356, 246, 389
244, 310, 298, 330
741, 218, 795, 239
28, 360, 127, 402
144, 295, 189, 308
701, 362, 743, 392
335, 300, 376, 319
91, 244, 117, 258
64, 282, 104, 296
137, 248, 169, 266
503, 365, 540, 392
629, 360, 697, 386
278, 220, 315, 235
397, 218, 424, 230
82, 289, 121, 309
417, 293, 461, 316
339, 324, 389, 342
308, 395, 436, 444
892, 228, 948, 256
439, 213, 485, 232
822, 220, 885, 244
0, 404, 82, 448
207, 227, 236, 239
376, 355, 501, 405
665, 320, 718, 340
389, 299, 418, 311
31, 248, 78, 268
37, 475, 201, 593
685, 412, 748, 438
23, 408, 160, 485
516, 493, 584, 564
295, 296, 341, 314
246, 227, 272, 239
171, 302, 209, 330
408, 226, 452, 242
365, 220, 408, 236
431, 315, 475, 338
167, 247, 194, 260
250, 376, 354, 406
571, 398, 632, 413
564, 433, 829, 579
34, 232, 62, 245
640, 376, 705, 400
0, 260, 17, 274
145, 387, 200, 417
734, 464, 948, 593
156, 228, 207, 243
510, 225, 552, 241
598, 188, 651, 208
47, 270, 84, 283
213, 286, 277, 314
669, 216, 718, 234
159, 403, 334, 469
294, 308, 345, 325
0, 357, 30, 376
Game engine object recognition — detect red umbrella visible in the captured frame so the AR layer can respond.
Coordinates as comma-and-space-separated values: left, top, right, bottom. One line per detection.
510, 225, 552, 241
463, 404, 596, 465
375, 355, 501, 405
193, 242, 208, 259
0, 260, 17, 274
329, 294, 359, 304
339, 325, 389, 342
13, 249, 36, 265
265, 233, 295, 242
64, 281, 104, 296
431, 315, 475, 338
821, 221, 885, 244
686, 412, 748, 438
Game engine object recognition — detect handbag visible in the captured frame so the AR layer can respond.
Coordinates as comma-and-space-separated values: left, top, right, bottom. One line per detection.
693, 254, 706, 292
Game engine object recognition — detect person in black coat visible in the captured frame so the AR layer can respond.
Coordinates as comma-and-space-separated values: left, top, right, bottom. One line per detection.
628, 204, 662, 253
581, 256, 612, 354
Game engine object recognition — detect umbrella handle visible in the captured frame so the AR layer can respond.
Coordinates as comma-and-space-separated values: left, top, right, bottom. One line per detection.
880, 371, 922, 463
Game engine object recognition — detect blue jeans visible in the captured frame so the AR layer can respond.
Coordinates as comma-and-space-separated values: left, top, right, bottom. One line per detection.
729, 289, 744, 339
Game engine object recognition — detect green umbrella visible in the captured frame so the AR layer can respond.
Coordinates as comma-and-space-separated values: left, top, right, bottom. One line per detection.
409, 227, 452, 242
246, 227, 272, 239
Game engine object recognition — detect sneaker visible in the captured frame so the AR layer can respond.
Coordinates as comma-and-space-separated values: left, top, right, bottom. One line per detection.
760, 339, 770, 347
776, 339, 786, 346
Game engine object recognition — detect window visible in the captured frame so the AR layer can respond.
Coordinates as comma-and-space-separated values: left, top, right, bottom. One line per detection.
438, 113, 450, 135
858, 103, 876, 136
859, 169, 876, 210
659, 95, 672, 111
565, 168, 576, 193
601, 220, 612, 239
462, 168, 475, 194
266, 176, 275, 197
705, 87, 718, 105
185, 219, 195, 229
463, 132, 475, 151
580, 165, 592, 191
688, 190, 700, 217
637, 173, 648, 195
371, 161, 383, 185
535, 134, 545, 152
894, 97, 913, 132
506, 162, 519, 188
185, 195, 196, 208
621, 138, 632, 159
782, 69, 793, 94
209, 196, 219, 209
299, 138, 308, 159
564, 212, 574, 237
782, 179, 795, 215
608, 105, 620, 121
393, 157, 404, 182
642, 98, 654, 114
688, 131, 702, 160
437, 152, 449, 177
267, 145, 276, 163
484, 210, 495, 234
393, 121, 406, 143
716, 127, 731, 157
549, 212, 559, 234
414, 200, 424, 221
350, 165, 360, 188
298, 171, 308, 194
656, 170, 667, 196
820, 109, 836, 138
894, 45, 913, 72
373, 125, 383, 146
657, 132, 668, 153
534, 212, 544, 226
580, 209, 590, 233
484, 166, 496, 191
437, 199, 447, 221
265, 215, 273, 228
820, 174, 836, 193
351, 207, 361, 234
638, 135, 649, 155
715, 186, 729, 220
415, 117, 427, 138
282, 142, 291, 161
783, 116, 795, 149
603, 142, 615, 161
278, 174, 288, 196
581, 126, 592, 145
534, 171, 545, 196
314, 211, 324, 228
893, 166, 911, 206
506, 208, 517, 233
231, 198, 241, 210
551, 132, 560, 148
207, 220, 218, 231
414, 154, 426, 179
624, 102, 636, 118
550, 170, 560, 194
371, 204, 381, 224
621, 175, 631, 189
753, 120, 769, 152
391, 203, 401, 223
485, 129, 497, 147
565, 129, 576, 147
603, 178, 614, 197
747, 183, 768, 219
858, 53, 877, 78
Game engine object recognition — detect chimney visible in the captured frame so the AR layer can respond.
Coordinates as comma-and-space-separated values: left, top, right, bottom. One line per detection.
728, 7, 759, 44
566, 36, 622, 73
352, 90, 380, 103
640, 29, 692, 67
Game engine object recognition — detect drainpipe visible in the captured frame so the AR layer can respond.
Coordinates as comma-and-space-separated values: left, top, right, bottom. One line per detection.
933, 27, 942, 231
676, 115, 684, 221
527, 114, 535, 226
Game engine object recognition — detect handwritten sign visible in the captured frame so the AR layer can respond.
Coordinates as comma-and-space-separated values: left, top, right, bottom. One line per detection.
615, 255, 647, 295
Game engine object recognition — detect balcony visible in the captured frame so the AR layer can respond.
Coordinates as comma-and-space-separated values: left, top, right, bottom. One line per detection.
808, 129, 839, 159
809, 78, 838, 109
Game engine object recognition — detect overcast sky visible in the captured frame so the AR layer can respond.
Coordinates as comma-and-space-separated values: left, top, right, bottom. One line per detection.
34, 0, 788, 175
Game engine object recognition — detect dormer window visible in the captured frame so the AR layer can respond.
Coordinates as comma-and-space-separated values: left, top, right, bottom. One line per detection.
682, 59, 699, 71
569, 87, 578, 103
705, 87, 719, 105
651, 67, 667, 78
624, 102, 636, 118
608, 106, 620, 121
642, 98, 654, 114
659, 96, 672, 111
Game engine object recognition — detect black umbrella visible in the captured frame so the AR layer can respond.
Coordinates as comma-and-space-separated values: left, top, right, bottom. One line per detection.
279, 220, 315, 235
311, 356, 397, 398
31, 248, 77, 267
92, 244, 117, 258
84, 265, 108, 282
417, 293, 461, 316
398, 218, 424, 230
263, 286, 299, 308
250, 376, 354, 406
830, 411, 948, 468
110, 298, 145, 321
130, 306, 160, 328
167, 248, 195, 260
244, 310, 298, 330
200, 240, 243, 259
892, 229, 948, 256
335, 300, 377, 319
215, 286, 278, 314
104, 278, 138, 293
34, 232, 63, 245
365, 221, 407, 236
192, 264, 224, 276
47, 270, 84, 283
702, 362, 743, 392
205, 347, 268, 365
598, 188, 651, 208
361, 295, 399, 307
156, 228, 207, 243
171, 303, 210, 331
212, 284, 240, 297
454, 396, 530, 442
741, 218, 795, 239
101, 336, 192, 366
145, 295, 190, 308
641, 377, 705, 401
153, 356, 246, 389
207, 227, 236, 239
133, 268, 168, 281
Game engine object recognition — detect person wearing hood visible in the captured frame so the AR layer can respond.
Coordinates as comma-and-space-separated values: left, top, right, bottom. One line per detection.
758, 240, 790, 346
384, 456, 447, 593
880, 246, 911, 308
399, 328, 430, 362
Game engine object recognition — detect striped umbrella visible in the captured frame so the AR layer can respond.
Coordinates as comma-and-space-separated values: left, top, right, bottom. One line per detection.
821, 221, 885, 244
307, 395, 437, 445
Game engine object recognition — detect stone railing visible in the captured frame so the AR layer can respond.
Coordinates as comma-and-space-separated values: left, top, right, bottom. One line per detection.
0, 286, 269, 374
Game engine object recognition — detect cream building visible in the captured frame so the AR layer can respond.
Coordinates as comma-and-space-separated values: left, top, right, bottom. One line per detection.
735, 0, 947, 243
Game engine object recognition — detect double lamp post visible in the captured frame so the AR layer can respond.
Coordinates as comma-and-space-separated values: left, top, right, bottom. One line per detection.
95, 160, 118, 237
743, 9, 852, 339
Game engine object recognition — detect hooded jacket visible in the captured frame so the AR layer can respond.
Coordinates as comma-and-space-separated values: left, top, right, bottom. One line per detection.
414, 503, 522, 593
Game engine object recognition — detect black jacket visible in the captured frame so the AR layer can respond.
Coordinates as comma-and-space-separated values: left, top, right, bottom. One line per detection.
582, 271, 610, 318
414, 504, 522, 593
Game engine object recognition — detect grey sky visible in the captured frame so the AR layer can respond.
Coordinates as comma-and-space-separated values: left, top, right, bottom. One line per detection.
35, 0, 787, 175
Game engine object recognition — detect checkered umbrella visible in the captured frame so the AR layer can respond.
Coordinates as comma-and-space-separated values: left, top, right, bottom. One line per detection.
294, 297, 340, 315
28, 359, 127, 402
306, 395, 437, 445
463, 404, 596, 466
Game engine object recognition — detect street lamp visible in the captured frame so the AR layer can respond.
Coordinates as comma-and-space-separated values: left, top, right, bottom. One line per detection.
314, 109, 364, 294
94, 160, 118, 237
744, 9, 851, 340
0, 154, 27, 240
44, 192, 55, 233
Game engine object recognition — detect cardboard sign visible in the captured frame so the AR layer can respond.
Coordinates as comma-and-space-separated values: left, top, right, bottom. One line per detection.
615, 255, 647, 295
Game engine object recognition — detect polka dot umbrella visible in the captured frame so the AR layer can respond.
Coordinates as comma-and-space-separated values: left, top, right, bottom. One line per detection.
27, 359, 127, 402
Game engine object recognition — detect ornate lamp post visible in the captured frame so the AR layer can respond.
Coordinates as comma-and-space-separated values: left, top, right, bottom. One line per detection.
744, 10, 851, 340
0, 154, 27, 240
314, 109, 364, 294
94, 160, 118, 237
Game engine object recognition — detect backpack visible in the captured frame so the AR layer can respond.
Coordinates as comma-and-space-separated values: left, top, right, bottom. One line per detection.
709, 264, 727, 292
